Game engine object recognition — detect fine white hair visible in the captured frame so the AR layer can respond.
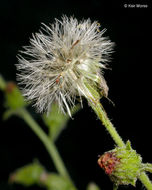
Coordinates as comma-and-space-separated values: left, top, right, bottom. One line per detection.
16, 16, 114, 116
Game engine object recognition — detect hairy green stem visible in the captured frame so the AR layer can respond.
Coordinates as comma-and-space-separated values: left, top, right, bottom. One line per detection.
89, 100, 125, 147
142, 163, 152, 173
19, 108, 76, 189
88, 97, 152, 190
139, 172, 152, 190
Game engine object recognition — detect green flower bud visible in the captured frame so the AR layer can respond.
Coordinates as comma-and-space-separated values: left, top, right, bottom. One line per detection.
98, 141, 142, 186
5, 82, 26, 109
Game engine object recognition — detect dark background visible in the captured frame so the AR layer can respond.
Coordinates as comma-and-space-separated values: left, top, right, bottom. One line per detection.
0, 0, 151, 189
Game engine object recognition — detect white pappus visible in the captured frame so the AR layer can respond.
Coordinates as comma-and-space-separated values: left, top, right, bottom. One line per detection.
16, 16, 114, 116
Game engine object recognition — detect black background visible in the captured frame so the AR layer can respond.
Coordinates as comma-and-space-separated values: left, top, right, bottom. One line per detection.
0, 0, 151, 190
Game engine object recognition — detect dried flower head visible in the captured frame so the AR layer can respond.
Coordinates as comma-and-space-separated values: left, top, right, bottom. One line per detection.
16, 16, 114, 116
98, 141, 142, 186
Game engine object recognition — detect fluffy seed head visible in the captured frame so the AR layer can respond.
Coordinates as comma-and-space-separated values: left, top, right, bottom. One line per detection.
16, 16, 114, 116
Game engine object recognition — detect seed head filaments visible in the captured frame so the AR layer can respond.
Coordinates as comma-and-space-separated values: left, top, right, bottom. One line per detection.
16, 16, 114, 116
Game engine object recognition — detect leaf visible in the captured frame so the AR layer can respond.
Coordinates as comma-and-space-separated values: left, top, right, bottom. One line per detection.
9, 161, 75, 190
43, 103, 81, 141
86, 182, 101, 190
41, 173, 75, 190
126, 140, 131, 150
9, 160, 44, 186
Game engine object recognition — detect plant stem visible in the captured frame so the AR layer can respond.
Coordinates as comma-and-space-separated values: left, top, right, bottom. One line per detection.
88, 98, 152, 190
141, 163, 152, 173
113, 184, 118, 190
19, 108, 76, 189
89, 100, 125, 147
139, 172, 152, 190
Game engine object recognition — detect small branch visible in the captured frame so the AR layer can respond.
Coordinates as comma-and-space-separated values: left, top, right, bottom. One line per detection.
18, 108, 77, 189
85, 85, 152, 189
139, 172, 152, 190
142, 163, 152, 173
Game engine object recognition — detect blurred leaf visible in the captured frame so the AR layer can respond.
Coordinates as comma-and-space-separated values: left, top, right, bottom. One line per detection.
41, 173, 75, 190
9, 160, 45, 186
0, 75, 6, 90
9, 160, 75, 190
43, 103, 81, 141
86, 182, 101, 190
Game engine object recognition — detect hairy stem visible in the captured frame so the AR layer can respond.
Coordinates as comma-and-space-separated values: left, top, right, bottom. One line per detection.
19, 108, 76, 189
87, 96, 152, 190
89, 100, 125, 147
142, 163, 152, 173
139, 172, 152, 190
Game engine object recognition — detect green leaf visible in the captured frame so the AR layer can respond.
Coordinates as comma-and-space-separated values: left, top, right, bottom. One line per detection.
126, 140, 131, 150
9, 161, 75, 190
43, 103, 81, 141
41, 173, 75, 190
86, 182, 101, 190
0, 75, 6, 90
9, 160, 44, 186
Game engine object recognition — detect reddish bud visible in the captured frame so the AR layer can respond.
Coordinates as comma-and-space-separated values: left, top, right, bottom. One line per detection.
98, 152, 120, 175
5, 82, 16, 93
